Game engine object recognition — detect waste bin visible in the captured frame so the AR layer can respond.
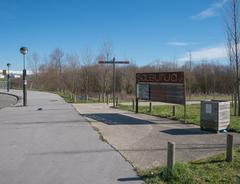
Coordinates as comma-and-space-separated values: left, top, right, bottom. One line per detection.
200, 100, 230, 133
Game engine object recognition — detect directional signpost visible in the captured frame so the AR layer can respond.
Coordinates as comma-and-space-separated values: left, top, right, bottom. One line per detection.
99, 57, 129, 107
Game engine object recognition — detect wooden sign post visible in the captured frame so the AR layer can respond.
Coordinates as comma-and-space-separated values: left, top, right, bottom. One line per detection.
99, 57, 129, 107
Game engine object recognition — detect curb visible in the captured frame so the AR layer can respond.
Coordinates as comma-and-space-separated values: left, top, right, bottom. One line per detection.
0, 92, 21, 103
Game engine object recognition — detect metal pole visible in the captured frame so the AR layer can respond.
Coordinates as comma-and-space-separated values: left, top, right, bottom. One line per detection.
23, 55, 27, 106
184, 104, 186, 123
7, 66, 10, 92
135, 82, 138, 113
135, 98, 138, 113
112, 57, 116, 107
132, 99, 135, 111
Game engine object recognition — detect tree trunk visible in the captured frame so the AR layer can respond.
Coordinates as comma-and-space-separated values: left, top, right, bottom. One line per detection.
234, 89, 237, 116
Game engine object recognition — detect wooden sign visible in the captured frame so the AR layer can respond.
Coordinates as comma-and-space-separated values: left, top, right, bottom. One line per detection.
149, 83, 185, 104
136, 72, 185, 105
136, 72, 184, 84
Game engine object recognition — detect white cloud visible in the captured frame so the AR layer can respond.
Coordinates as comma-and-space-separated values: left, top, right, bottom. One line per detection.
178, 45, 227, 62
167, 42, 196, 46
192, 0, 228, 20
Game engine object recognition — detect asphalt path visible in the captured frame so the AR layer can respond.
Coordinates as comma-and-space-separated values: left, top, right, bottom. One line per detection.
0, 93, 18, 109
0, 90, 142, 184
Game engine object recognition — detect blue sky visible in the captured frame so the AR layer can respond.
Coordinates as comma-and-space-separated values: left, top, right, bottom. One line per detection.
0, 0, 229, 70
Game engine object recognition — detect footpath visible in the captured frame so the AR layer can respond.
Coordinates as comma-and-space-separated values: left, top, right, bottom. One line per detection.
74, 103, 240, 170
0, 91, 18, 108
0, 90, 142, 184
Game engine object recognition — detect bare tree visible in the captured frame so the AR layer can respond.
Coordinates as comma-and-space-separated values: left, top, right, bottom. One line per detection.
98, 41, 114, 102
50, 48, 65, 91
28, 52, 40, 89
225, 0, 240, 116
65, 54, 80, 101
81, 48, 93, 101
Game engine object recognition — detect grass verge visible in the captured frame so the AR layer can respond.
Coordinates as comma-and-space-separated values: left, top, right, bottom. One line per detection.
138, 148, 240, 184
57, 92, 101, 103
117, 104, 240, 133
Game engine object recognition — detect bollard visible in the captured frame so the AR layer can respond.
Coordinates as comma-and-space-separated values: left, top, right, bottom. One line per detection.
167, 142, 175, 171
226, 134, 234, 162
132, 99, 135, 111
172, 106, 176, 117
149, 102, 152, 112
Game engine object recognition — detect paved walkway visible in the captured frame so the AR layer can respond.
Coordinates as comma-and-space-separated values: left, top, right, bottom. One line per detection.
0, 92, 18, 109
73, 103, 240, 170
0, 90, 142, 184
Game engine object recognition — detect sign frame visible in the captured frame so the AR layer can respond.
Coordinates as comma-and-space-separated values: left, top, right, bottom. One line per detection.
135, 71, 186, 121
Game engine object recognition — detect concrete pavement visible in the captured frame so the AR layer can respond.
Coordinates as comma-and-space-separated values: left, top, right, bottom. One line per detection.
73, 103, 240, 170
0, 90, 143, 184
0, 92, 19, 109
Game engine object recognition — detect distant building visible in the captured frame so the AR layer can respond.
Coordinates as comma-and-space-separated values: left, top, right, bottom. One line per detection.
0, 69, 32, 79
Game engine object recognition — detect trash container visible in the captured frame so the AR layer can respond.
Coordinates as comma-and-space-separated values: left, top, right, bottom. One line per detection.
200, 100, 230, 133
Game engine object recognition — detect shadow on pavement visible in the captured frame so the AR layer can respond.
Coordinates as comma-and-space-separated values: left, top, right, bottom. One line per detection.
161, 128, 211, 135
83, 113, 154, 125
117, 177, 142, 182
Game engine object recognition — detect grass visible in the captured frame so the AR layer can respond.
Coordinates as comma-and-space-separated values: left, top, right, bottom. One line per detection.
186, 94, 231, 101
138, 148, 240, 184
117, 103, 240, 133
57, 92, 102, 104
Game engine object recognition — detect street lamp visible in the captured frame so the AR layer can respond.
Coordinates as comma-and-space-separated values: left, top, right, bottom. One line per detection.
20, 46, 28, 106
6, 63, 11, 92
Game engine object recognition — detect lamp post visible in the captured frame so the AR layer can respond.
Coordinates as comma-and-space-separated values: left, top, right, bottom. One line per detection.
6, 63, 10, 92
20, 47, 28, 106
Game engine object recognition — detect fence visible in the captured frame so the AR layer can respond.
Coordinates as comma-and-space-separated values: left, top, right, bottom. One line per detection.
0, 81, 7, 89
167, 134, 237, 182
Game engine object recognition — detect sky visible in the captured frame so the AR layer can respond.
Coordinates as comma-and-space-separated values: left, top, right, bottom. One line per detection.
0, 0, 230, 70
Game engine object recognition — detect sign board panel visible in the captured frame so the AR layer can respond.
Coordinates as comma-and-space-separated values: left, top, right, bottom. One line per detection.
99, 61, 129, 64
149, 83, 185, 104
2, 70, 6, 76
136, 72, 185, 105
136, 72, 184, 84
137, 84, 150, 100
